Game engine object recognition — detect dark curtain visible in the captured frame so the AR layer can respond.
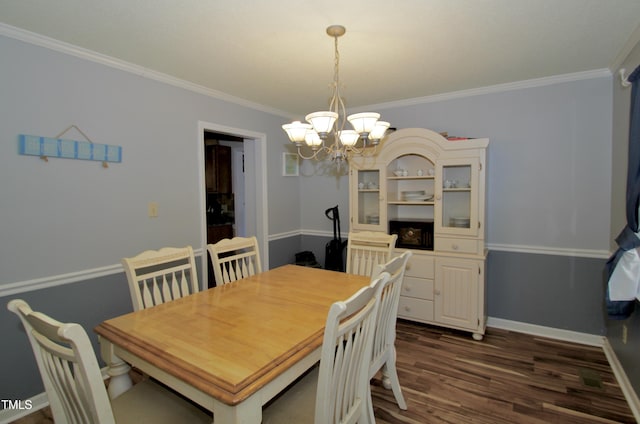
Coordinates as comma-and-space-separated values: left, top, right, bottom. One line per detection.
606, 64, 640, 319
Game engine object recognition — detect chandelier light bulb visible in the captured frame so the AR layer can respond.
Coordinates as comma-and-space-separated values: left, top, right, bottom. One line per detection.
339, 130, 359, 147
282, 121, 312, 145
369, 121, 390, 144
304, 130, 322, 149
305, 111, 338, 139
347, 112, 380, 137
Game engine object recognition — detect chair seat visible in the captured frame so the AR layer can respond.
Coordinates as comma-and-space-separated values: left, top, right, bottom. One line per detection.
262, 367, 318, 423
112, 379, 211, 424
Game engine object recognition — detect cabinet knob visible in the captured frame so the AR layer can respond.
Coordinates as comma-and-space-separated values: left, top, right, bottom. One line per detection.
435, 289, 441, 296
436, 194, 442, 200
404, 286, 411, 292
452, 244, 459, 250
404, 306, 411, 312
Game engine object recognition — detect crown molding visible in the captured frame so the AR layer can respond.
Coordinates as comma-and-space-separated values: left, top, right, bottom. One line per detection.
351, 69, 612, 113
610, 22, 640, 73
0, 23, 291, 119
2, 23, 615, 120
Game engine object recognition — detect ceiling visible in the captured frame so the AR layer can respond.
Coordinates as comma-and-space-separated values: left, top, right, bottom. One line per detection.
2, 0, 640, 118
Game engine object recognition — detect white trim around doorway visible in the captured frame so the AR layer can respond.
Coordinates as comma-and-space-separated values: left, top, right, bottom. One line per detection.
197, 121, 269, 287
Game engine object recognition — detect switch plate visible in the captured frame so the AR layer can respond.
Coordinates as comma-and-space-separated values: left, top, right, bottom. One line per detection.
148, 202, 158, 218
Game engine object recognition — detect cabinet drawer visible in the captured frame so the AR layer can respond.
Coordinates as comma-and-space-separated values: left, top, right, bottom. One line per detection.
398, 297, 434, 322
401, 277, 433, 300
435, 237, 480, 254
404, 255, 434, 278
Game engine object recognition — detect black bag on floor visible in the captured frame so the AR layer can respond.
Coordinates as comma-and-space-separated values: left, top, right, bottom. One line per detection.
295, 250, 321, 268
324, 205, 347, 271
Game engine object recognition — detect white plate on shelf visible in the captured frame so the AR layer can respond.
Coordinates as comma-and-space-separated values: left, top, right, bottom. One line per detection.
401, 190, 426, 197
402, 194, 433, 201
449, 216, 470, 227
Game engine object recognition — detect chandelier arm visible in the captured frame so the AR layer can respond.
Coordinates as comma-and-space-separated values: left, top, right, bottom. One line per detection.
296, 145, 328, 161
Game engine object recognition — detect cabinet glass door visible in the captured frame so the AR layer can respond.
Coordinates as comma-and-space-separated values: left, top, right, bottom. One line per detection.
435, 158, 479, 236
351, 167, 384, 231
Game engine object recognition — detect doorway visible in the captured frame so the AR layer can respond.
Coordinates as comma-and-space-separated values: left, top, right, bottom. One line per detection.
204, 131, 244, 240
197, 121, 268, 287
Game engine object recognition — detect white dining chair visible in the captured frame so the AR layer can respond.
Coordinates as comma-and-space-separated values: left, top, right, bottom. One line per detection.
346, 231, 398, 276
367, 250, 413, 422
207, 236, 262, 284
122, 245, 199, 311
262, 272, 390, 424
7, 299, 211, 424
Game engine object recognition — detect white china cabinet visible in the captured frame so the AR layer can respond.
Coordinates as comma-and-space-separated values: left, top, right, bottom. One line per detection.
349, 128, 488, 340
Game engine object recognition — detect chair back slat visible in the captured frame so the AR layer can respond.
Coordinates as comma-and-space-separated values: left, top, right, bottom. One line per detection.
346, 231, 397, 276
208, 236, 262, 285
122, 246, 199, 311
178, 271, 189, 298
158, 275, 169, 306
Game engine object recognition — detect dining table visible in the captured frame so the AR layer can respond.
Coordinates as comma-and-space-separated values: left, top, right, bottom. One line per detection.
95, 264, 371, 424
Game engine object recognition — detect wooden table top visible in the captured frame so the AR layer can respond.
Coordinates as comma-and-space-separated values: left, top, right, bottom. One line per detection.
95, 265, 370, 405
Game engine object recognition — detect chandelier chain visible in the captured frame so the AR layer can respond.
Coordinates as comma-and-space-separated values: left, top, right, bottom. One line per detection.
331, 32, 346, 138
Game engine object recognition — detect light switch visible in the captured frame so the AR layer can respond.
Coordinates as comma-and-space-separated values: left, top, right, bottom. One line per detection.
148, 202, 158, 218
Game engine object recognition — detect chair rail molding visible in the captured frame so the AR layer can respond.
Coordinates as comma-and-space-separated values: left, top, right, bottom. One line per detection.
0, 239, 609, 298
0, 248, 206, 298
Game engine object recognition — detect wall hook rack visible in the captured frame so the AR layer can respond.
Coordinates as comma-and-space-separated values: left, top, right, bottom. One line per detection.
18, 125, 122, 167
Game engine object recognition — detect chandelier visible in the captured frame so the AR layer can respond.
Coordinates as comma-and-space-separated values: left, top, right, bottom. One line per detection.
282, 25, 391, 165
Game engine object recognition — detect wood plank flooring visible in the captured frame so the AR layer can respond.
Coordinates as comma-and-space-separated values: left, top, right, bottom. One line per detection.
13, 320, 636, 423
371, 320, 636, 423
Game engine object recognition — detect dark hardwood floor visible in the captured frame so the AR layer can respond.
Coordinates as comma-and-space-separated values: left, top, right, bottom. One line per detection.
371, 320, 636, 423
13, 320, 636, 423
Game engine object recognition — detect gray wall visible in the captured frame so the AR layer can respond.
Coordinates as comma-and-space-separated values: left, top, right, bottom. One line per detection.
487, 251, 607, 334
300, 76, 613, 254
0, 34, 299, 284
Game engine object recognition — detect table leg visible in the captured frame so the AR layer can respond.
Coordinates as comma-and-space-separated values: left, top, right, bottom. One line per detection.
98, 336, 132, 399
212, 393, 261, 424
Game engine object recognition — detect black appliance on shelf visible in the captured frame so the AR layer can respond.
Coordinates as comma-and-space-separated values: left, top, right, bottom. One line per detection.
389, 219, 434, 250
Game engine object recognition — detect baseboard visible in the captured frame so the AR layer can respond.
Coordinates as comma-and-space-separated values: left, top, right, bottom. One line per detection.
0, 392, 48, 424
602, 338, 640, 423
487, 317, 605, 346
